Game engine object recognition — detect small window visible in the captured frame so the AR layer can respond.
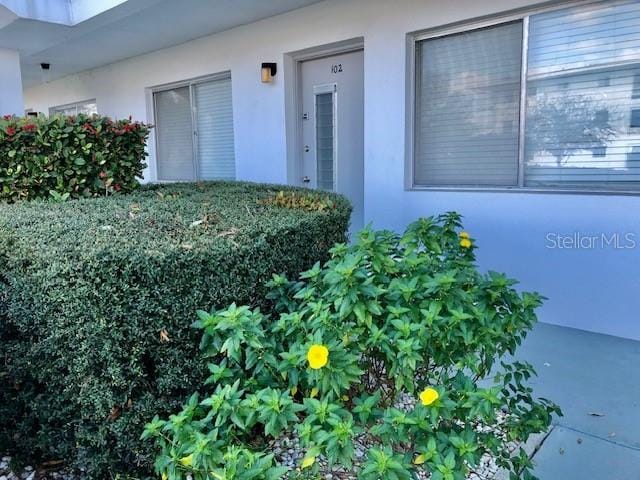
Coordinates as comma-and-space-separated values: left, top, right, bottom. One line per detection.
633, 73, 640, 99
595, 109, 609, 124
49, 100, 97, 116
627, 146, 640, 165
592, 146, 607, 157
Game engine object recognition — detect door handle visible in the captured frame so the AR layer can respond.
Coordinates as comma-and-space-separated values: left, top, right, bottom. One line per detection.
302, 176, 310, 183
304, 145, 310, 153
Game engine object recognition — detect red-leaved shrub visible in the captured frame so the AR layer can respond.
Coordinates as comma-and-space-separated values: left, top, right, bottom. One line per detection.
0, 114, 151, 202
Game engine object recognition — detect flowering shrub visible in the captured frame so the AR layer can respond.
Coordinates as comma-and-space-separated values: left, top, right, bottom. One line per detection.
0, 113, 150, 202
144, 213, 560, 480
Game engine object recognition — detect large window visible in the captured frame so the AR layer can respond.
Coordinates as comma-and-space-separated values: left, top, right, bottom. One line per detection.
49, 99, 97, 116
413, 0, 640, 192
154, 74, 235, 181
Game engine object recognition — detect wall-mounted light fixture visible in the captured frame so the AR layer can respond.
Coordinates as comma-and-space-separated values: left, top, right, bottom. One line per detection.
40, 63, 51, 84
261, 62, 277, 83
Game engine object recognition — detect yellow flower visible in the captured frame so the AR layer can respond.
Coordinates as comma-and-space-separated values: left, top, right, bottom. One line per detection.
413, 453, 426, 465
161, 473, 168, 480
341, 395, 350, 402
307, 344, 329, 369
310, 387, 319, 398
301, 456, 316, 469
179, 453, 194, 467
459, 238, 472, 249
459, 231, 470, 239
419, 387, 439, 406
291, 386, 298, 396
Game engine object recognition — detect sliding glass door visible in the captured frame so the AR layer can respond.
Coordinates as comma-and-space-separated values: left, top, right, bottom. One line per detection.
154, 75, 235, 181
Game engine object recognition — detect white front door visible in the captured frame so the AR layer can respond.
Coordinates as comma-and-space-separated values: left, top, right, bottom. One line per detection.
300, 49, 364, 230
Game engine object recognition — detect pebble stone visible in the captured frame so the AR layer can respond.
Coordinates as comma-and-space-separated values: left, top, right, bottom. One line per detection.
267, 398, 520, 480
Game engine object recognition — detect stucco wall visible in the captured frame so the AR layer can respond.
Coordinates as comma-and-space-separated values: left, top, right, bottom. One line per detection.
0, 47, 23, 115
23, 0, 640, 340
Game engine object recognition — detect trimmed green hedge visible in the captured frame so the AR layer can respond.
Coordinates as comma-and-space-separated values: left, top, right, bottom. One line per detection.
0, 182, 350, 478
0, 114, 150, 202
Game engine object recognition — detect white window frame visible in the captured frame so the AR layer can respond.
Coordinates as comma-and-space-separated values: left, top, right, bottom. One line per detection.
150, 71, 233, 183
49, 99, 98, 116
405, 0, 640, 196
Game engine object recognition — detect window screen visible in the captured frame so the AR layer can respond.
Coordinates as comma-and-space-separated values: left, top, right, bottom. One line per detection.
414, 21, 523, 186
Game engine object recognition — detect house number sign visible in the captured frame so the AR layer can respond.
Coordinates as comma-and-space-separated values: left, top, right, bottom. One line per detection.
331, 63, 343, 74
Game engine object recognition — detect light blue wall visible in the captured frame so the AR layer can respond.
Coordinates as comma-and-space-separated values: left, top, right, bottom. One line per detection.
364, 187, 640, 340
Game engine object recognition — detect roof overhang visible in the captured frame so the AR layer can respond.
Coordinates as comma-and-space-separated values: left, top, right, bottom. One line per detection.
0, 0, 129, 26
0, 0, 324, 88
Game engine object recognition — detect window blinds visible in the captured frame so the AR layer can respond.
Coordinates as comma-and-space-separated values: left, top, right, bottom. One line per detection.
154, 86, 194, 181
154, 76, 235, 182
413, 0, 640, 191
194, 77, 236, 180
414, 21, 523, 186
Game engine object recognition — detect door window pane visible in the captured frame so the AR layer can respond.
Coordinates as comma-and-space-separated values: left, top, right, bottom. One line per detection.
524, 0, 640, 189
154, 87, 194, 181
414, 22, 523, 186
316, 92, 335, 191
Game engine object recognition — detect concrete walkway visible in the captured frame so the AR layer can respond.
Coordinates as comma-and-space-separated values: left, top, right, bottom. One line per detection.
514, 323, 640, 479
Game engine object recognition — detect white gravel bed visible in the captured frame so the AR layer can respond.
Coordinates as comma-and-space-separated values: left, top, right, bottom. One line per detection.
271, 394, 521, 480
0, 456, 77, 480
0, 457, 35, 480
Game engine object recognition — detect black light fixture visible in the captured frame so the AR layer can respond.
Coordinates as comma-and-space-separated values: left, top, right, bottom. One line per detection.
40, 63, 50, 70
261, 62, 277, 83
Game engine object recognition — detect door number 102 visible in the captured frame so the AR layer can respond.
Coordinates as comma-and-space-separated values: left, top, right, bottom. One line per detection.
330, 64, 343, 74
